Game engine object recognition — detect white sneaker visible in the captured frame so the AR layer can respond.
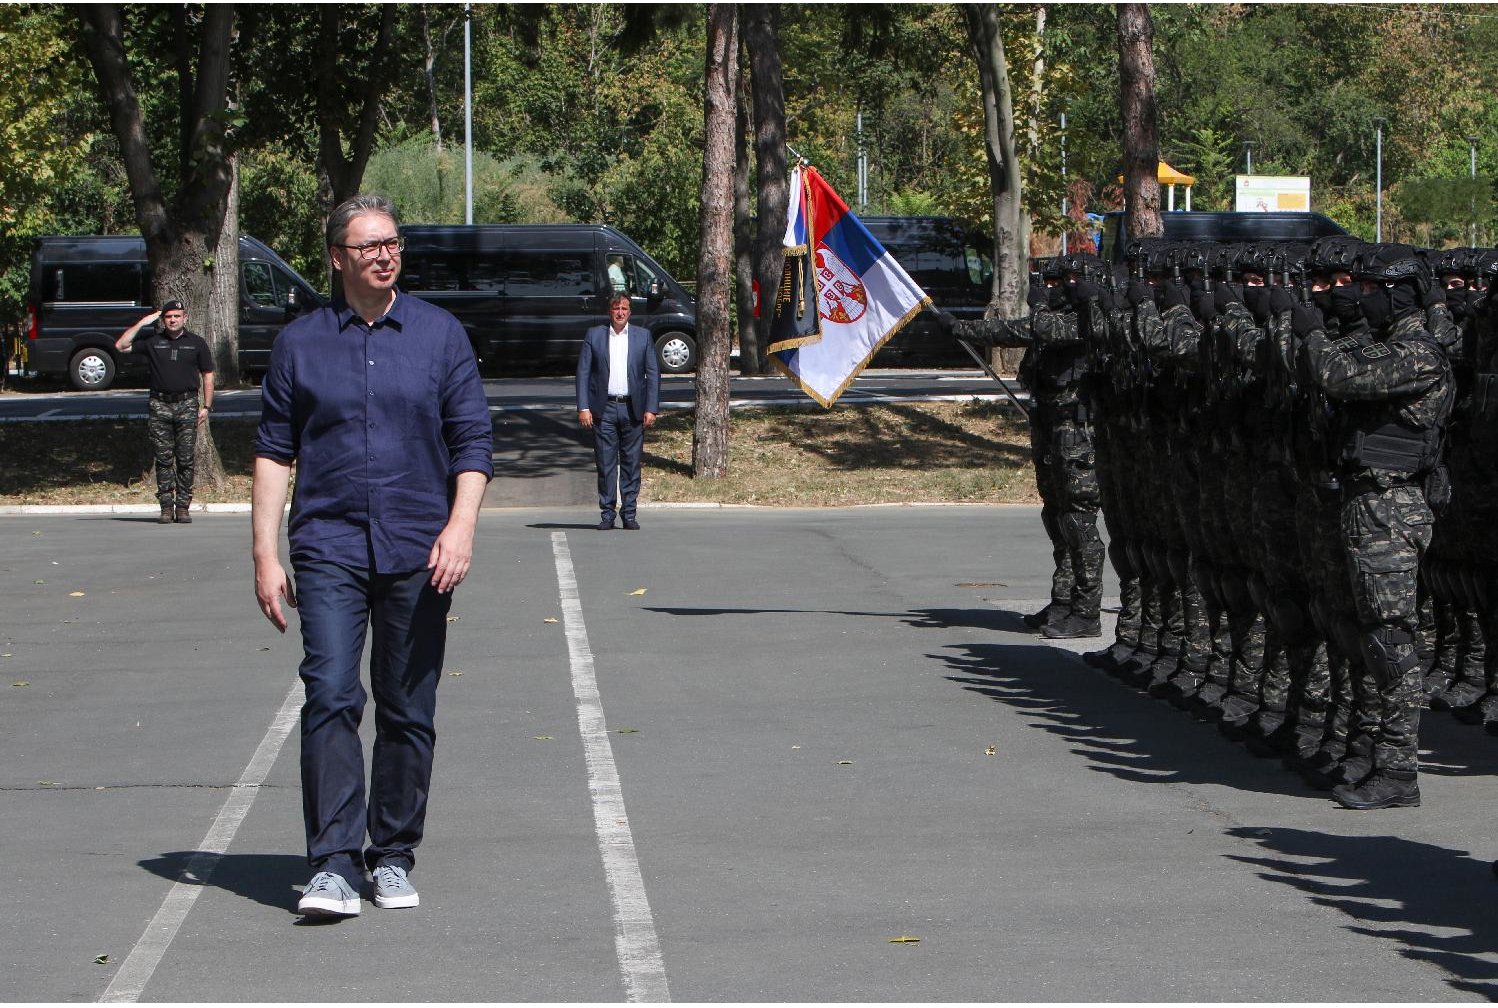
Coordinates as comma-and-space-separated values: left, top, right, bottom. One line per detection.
297, 871, 361, 917
372, 864, 419, 909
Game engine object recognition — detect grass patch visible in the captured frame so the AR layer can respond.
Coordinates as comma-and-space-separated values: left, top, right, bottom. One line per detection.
642, 400, 1036, 506
0, 401, 1036, 507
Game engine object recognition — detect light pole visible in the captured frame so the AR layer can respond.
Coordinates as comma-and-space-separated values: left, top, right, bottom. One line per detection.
1060, 111, 1068, 255
1468, 135, 1479, 246
464, 2, 474, 225
1243, 141, 1254, 175
1374, 119, 1384, 242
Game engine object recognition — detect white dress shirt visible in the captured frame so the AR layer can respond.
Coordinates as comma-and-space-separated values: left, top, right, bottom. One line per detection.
607, 325, 630, 397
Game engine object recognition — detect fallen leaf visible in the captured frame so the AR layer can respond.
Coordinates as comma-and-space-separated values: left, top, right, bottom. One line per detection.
94, 955, 111, 965
258, 647, 270, 652
34, 580, 44, 585
616, 727, 639, 734
791, 745, 801, 750
888, 936, 921, 944
448, 671, 464, 677
532, 735, 554, 740
984, 746, 997, 756
12, 681, 30, 688
69, 592, 86, 597
955, 581, 1006, 588
446, 615, 460, 623
836, 760, 853, 766
543, 617, 560, 624
38, 781, 54, 786
629, 587, 648, 596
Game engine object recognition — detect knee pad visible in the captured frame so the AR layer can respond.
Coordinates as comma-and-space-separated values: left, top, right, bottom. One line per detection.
1220, 567, 1255, 615
1359, 626, 1420, 684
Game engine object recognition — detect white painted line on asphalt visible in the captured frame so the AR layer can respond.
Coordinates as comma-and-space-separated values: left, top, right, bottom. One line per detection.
550, 531, 671, 1003
99, 679, 303, 1004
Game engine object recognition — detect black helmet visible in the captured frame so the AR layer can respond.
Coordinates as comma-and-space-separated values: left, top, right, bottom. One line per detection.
1308, 235, 1366, 274
1355, 243, 1423, 284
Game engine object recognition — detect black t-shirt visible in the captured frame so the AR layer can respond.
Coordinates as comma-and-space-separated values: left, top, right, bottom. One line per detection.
132, 330, 214, 393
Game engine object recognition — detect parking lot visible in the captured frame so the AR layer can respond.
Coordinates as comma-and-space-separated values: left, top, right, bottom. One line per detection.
5, 506, 1498, 1001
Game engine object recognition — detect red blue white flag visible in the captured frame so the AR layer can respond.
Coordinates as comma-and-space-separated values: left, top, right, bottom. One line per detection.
769, 165, 931, 407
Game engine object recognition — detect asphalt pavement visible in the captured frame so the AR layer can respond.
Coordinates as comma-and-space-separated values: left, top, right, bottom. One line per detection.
6, 506, 1498, 1002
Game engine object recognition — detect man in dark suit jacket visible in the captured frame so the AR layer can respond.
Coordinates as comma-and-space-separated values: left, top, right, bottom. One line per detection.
577, 292, 661, 530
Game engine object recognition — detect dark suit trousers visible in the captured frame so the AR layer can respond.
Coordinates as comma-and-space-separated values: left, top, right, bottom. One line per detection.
293, 558, 452, 880
594, 399, 645, 520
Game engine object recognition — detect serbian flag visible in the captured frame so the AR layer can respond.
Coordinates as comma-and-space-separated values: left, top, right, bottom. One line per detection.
769, 165, 931, 407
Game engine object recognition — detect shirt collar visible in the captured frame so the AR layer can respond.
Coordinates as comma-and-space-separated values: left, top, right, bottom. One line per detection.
334, 290, 406, 332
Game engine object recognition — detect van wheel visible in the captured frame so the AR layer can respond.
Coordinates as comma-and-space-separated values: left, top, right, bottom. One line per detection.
655, 332, 697, 373
69, 348, 116, 391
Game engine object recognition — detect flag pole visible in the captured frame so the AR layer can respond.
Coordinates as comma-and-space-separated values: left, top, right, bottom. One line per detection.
955, 337, 1030, 422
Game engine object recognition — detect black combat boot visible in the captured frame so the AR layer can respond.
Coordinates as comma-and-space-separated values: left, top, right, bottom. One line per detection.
1332, 769, 1420, 810
1023, 601, 1070, 629
1041, 613, 1103, 640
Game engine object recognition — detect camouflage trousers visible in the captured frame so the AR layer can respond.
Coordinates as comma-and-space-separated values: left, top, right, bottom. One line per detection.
1032, 418, 1104, 621
1341, 482, 1434, 773
148, 395, 198, 508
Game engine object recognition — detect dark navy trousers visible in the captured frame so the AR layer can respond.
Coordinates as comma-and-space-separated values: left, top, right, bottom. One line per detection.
593, 399, 645, 521
293, 558, 451, 880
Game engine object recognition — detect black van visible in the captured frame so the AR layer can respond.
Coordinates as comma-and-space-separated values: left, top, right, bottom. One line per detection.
27, 234, 323, 390
1099, 210, 1349, 263
860, 216, 991, 364
397, 224, 699, 374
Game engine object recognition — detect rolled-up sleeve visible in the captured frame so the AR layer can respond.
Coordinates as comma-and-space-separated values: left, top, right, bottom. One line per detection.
253, 332, 298, 463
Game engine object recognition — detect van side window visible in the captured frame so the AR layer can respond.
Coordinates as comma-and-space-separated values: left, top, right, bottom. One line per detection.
504, 251, 595, 296
402, 253, 468, 292
242, 261, 288, 307
606, 253, 633, 294
44, 262, 145, 305
965, 246, 993, 288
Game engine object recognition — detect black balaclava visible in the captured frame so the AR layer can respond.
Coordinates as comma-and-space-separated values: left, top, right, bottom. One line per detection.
1243, 285, 1272, 324
1329, 284, 1364, 326
1387, 280, 1420, 321
1046, 284, 1067, 311
1446, 285, 1469, 322
1027, 275, 1047, 309
1359, 284, 1392, 331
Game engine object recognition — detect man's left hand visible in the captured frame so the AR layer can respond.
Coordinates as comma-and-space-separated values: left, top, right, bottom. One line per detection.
428, 521, 475, 593
197, 407, 209, 426
643, 411, 657, 427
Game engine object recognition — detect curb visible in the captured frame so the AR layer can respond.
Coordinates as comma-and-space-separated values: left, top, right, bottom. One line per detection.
0, 500, 1026, 517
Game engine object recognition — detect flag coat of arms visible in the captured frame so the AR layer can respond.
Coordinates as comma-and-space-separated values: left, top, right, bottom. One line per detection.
769, 166, 932, 407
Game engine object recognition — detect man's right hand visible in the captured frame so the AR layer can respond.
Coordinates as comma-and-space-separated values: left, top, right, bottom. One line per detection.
578, 408, 594, 430
139, 310, 162, 326
254, 557, 297, 633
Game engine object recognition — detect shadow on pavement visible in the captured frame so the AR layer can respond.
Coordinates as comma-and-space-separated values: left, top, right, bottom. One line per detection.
1224, 826, 1498, 1000
139, 851, 307, 915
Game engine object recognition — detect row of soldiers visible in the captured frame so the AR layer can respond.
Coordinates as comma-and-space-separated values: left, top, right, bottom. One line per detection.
941, 234, 1498, 811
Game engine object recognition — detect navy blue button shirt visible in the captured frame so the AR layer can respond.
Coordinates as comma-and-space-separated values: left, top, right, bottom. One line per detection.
254, 292, 494, 573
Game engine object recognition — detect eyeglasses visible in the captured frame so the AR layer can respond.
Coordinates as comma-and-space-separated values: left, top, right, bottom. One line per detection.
337, 237, 405, 260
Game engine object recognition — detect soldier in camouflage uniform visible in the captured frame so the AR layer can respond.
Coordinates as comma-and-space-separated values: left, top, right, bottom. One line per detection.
945, 257, 1105, 640
116, 300, 215, 524
1297, 243, 1454, 809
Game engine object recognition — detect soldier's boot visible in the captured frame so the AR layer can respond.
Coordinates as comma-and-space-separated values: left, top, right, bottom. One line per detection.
1223, 634, 1283, 740
1208, 602, 1264, 724
1145, 584, 1186, 694
1297, 648, 1356, 782
1424, 600, 1461, 704
158, 504, 174, 525
1447, 610, 1488, 723
174, 502, 193, 524
1040, 612, 1103, 640
1161, 561, 1212, 701
1112, 576, 1161, 681
1087, 576, 1139, 671
1259, 641, 1328, 760
1184, 608, 1233, 714
1237, 642, 1291, 750
1332, 769, 1420, 810
1023, 600, 1070, 629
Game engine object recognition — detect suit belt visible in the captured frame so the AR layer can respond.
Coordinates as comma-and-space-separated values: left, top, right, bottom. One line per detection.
606, 394, 632, 403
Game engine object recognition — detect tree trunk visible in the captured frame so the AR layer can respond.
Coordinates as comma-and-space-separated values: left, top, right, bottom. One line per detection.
421, 4, 444, 152
733, 63, 756, 377
1117, 3, 1163, 240
745, 2, 785, 378
962, 3, 1030, 374
315, 4, 396, 211
692, 3, 738, 480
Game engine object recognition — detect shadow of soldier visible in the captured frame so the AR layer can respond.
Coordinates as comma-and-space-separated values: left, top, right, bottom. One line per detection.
934, 637, 1325, 799
1224, 826, 1498, 999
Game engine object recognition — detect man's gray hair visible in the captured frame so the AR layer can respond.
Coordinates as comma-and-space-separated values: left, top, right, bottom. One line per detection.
326, 194, 400, 248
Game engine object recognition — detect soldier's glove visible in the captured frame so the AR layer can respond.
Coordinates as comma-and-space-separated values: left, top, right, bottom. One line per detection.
1290, 301, 1324, 338
1126, 279, 1154, 308
1421, 277, 1446, 309
936, 311, 958, 334
1213, 284, 1242, 314
1267, 286, 1297, 315
1192, 288, 1220, 323
1158, 279, 1191, 310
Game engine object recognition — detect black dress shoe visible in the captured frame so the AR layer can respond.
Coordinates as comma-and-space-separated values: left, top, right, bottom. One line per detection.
597, 519, 616, 530
622, 517, 640, 530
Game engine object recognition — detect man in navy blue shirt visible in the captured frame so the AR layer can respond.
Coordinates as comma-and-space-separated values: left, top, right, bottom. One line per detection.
252, 194, 493, 919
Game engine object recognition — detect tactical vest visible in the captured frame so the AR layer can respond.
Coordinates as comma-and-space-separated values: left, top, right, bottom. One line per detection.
1333, 409, 1445, 475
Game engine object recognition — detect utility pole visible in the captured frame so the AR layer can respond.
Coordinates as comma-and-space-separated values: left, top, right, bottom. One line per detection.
1469, 135, 1479, 246
1375, 119, 1384, 242
856, 111, 867, 211
1060, 111, 1068, 255
464, 3, 474, 225
1243, 140, 1254, 175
